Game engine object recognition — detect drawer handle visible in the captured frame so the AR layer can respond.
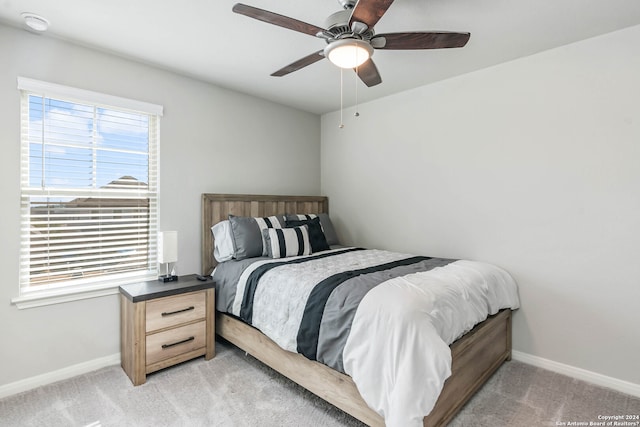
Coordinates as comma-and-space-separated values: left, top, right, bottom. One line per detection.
161, 306, 195, 317
161, 336, 195, 349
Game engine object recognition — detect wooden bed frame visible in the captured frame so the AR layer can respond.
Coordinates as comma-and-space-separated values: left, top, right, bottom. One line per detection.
201, 193, 512, 427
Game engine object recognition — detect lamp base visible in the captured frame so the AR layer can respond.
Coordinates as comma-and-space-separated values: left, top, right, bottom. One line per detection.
158, 275, 178, 283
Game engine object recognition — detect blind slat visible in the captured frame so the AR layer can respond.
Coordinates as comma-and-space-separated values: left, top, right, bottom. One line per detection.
19, 83, 160, 290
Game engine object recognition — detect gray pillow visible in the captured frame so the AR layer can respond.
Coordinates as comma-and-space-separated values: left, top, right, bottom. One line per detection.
285, 213, 339, 246
318, 213, 339, 246
228, 215, 285, 260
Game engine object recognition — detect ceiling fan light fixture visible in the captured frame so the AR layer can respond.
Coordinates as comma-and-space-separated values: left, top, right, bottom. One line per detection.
324, 39, 373, 69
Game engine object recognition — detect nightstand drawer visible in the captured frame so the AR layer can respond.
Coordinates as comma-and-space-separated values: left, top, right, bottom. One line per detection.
146, 291, 206, 332
146, 321, 206, 365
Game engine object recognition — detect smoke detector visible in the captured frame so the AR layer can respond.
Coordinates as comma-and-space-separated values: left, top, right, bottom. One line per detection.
21, 13, 49, 32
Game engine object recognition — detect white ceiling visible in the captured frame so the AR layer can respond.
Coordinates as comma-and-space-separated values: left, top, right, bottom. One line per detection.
2, 0, 639, 114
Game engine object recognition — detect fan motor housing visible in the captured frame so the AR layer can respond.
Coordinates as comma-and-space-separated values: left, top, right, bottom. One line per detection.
324, 10, 351, 31
324, 10, 375, 41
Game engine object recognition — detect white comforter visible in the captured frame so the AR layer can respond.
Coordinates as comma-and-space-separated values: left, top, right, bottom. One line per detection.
226, 250, 520, 426
343, 259, 520, 426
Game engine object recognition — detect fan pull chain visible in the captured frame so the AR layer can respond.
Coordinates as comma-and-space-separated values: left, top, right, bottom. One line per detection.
339, 68, 344, 129
354, 64, 360, 118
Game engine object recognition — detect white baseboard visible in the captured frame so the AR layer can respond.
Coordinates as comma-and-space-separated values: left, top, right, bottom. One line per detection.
2, 350, 638, 401
512, 350, 640, 398
0, 353, 120, 399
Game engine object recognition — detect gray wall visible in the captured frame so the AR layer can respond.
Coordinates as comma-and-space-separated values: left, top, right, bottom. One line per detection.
2, 17, 639, 396
0, 23, 320, 387
321, 25, 640, 386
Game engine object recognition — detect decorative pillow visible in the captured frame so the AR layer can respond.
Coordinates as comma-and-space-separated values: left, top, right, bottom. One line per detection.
285, 217, 330, 253
285, 213, 339, 246
211, 220, 234, 262
228, 215, 285, 260
262, 226, 311, 258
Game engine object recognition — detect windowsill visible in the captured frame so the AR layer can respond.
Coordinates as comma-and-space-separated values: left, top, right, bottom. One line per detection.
11, 275, 157, 309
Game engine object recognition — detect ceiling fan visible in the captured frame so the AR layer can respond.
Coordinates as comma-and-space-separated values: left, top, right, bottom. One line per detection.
232, 0, 470, 87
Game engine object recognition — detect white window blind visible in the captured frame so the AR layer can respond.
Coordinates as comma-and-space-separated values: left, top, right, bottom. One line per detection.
18, 78, 162, 295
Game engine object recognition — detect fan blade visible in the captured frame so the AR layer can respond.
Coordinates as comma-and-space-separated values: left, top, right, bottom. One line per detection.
355, 59, 382, 87
271, 50, 325, 77
372, 31, 470, 50
233, 3, 324, 37
349, 0, 394, 29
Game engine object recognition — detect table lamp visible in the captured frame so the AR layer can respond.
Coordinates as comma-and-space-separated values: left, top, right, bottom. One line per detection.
158, 231, 178, 282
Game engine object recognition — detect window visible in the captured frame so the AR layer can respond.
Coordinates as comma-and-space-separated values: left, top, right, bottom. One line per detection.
15, 77, 163, 307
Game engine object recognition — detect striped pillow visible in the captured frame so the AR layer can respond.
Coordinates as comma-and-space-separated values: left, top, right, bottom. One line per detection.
285, 217, 330, 253
285, 213, 339, 246
255, 216, 285, 256
262, 226, 311, 259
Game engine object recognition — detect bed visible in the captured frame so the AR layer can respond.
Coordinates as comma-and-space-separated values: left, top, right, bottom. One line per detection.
201, 193, 518, 427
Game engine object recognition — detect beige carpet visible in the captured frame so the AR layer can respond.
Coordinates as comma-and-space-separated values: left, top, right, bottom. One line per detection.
1, 339, 638, 426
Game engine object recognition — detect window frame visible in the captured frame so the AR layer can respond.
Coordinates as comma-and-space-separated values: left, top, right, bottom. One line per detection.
12, 77, 163, 309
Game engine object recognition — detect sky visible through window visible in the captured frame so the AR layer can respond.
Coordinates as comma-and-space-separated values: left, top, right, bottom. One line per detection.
21, 91, 157, 288
28, 95, 150, 194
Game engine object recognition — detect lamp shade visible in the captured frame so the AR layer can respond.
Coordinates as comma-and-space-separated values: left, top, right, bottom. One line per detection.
158, 231, 178, 264
324, 39, 374, 69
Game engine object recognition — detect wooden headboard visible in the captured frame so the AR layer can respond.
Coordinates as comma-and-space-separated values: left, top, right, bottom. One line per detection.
201, 194, 329, 275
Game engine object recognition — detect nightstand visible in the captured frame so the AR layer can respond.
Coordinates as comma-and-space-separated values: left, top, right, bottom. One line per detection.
119, 274, 215, 386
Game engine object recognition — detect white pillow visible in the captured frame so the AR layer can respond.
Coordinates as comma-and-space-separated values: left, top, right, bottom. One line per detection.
211, 220, 234, 262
